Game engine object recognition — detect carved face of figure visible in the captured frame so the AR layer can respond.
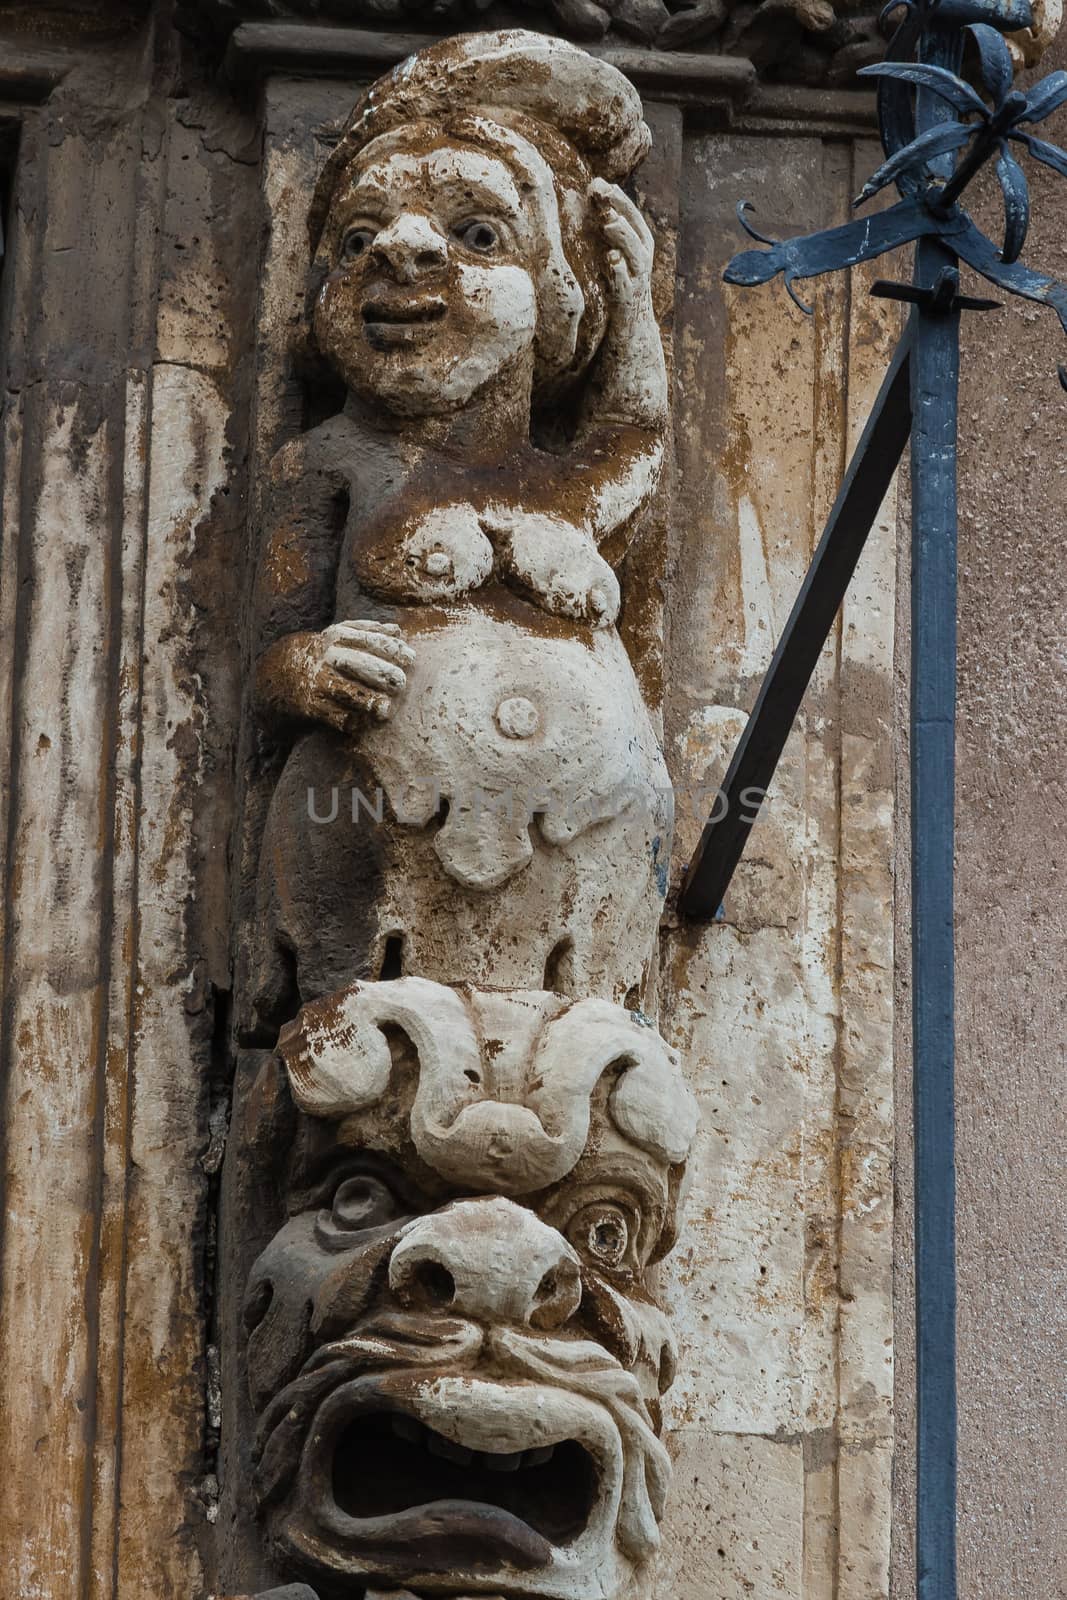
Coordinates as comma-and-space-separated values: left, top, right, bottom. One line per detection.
313, 128, 544, 417
245, 980, 697, 1600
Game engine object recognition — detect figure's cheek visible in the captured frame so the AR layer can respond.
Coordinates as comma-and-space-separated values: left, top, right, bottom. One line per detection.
309, 1228, 399, 1341
244, 1213, 398, 1410
312, 277, 363, 363
454, 262, 537, 344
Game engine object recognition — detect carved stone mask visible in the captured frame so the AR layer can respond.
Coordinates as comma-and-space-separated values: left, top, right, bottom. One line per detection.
243, 979, 698, 1599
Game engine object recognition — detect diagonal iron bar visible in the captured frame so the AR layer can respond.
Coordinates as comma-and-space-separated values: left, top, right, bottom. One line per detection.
678, 320, 914, 921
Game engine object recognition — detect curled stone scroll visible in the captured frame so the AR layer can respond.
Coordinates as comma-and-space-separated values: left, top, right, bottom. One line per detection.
233, 29, 697, 1600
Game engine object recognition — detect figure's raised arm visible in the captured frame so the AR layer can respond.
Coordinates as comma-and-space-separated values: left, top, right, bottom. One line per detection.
570, 178, 669, 547
483, 181, 667, 624
581, 179, 668, 443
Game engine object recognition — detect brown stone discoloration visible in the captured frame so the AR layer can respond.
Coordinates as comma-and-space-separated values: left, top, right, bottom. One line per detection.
0, 15, 259, 1593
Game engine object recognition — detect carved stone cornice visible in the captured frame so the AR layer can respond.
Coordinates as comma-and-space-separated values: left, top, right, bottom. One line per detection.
176, 0, 1061, 95
177, 0, 891, 86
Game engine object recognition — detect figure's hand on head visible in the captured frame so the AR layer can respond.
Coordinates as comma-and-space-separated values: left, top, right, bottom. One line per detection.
292, 620, 414, 730
591, 177, 656, 311
485, 508, 621, 627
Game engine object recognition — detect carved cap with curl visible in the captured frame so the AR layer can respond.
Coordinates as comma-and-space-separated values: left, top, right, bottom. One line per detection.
307, 29, 651, 255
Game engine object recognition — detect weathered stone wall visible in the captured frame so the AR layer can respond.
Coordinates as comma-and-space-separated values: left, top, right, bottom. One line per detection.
0, 15, 898, 1596
0, 15, 258, 1595
658, 132, 898, 1600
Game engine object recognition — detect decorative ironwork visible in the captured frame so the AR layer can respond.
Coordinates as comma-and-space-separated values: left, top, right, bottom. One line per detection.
720, 13, 1067, 329
679, 3, 1066, 1596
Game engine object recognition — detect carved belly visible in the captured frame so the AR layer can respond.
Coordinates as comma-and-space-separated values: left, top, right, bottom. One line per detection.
362, 609, 670, 892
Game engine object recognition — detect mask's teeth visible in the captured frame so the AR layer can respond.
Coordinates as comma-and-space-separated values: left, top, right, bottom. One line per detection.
425, 1432, 473, 1465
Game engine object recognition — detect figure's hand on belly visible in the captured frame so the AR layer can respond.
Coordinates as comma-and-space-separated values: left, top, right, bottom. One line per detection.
486, 508, 621, 627
260, 621, 415, 731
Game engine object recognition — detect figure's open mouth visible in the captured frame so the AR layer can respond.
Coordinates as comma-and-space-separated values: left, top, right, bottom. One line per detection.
283, 1371, 628, 1580
361, 297, 447, 346
362, 300, 446, 325
332, 1410, 599, 1546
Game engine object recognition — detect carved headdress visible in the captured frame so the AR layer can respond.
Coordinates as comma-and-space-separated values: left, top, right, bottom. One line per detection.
308, 30, 652, 385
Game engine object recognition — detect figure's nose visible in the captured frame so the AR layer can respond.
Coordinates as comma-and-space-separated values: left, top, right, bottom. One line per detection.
372, 212, 448, 282
389, 1197, 582, 1330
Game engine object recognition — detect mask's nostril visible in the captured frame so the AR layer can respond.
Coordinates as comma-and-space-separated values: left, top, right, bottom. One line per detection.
415, 247, 444, 271
409, 1259, 456, 1309
531, 1257, 581, 1330
534, 1269, 561, 1305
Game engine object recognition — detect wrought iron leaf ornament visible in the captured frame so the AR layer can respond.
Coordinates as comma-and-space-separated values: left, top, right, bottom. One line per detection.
725, 0, 1067, 366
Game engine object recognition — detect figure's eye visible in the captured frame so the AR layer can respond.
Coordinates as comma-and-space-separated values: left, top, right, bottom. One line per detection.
566, 1202, 634, 1271
341, 226, 375, 261
329, 1173, 400, 1232
454, 219, 500, 253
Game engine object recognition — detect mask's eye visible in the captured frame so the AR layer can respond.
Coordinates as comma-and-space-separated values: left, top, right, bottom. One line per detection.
454, 219, 500, 253
341, 227, 375, 261
566, 1202, 634, 1271
329, 1173, 400, 1232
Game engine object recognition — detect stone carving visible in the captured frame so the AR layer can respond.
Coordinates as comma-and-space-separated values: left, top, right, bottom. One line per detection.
243, 978, 698, 1599
179, 0, 895, 77
234, 31, 699, 1600
180, 0, 1063, 83
249, 31, 671, 1030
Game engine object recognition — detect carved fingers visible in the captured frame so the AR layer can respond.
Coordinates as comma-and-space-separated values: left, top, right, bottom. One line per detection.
591, 177, 655, 304
312, 620, 415, 728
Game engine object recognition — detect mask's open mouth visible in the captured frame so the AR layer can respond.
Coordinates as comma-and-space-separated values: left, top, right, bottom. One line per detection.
331, 1410, 599, 1546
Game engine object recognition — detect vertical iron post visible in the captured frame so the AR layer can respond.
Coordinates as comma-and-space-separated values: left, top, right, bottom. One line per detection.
911, 23, 961, 1600
692, 17, 1067, 1594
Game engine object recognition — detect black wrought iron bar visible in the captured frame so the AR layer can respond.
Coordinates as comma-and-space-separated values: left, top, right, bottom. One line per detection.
911, 24, 964, 1600
936, 89, 1026, 211
678, 321, 914, 921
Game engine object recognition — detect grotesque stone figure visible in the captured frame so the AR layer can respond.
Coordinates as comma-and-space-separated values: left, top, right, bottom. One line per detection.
243, 978, 698, 1600
230, 37, 697, 1600
248, 31, 671, 1033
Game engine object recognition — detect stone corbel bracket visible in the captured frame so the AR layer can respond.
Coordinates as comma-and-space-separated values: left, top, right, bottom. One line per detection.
240, 979, 699, 1600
